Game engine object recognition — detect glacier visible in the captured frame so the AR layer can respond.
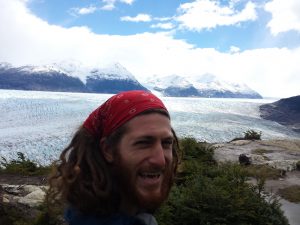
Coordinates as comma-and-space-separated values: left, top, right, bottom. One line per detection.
1, 89, 299, 165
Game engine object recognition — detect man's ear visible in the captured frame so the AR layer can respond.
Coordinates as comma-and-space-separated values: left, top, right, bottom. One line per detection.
100, 138, 114, 163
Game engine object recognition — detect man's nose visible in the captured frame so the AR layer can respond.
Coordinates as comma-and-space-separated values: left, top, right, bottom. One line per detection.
148, 143, 166, 168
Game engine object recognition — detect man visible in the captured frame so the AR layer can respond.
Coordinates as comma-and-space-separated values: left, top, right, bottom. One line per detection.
48, 90, 179, 225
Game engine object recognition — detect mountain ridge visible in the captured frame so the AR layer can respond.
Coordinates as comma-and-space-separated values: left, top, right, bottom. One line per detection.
0, 62, 262, 98
143, 74, 262, 99
0, 62, 147, 93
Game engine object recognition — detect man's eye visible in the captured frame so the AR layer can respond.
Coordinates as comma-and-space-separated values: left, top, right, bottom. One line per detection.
135, 140, 150, 146
162, 140, 173, 149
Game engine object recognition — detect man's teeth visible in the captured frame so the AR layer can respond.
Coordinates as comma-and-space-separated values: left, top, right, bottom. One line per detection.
140, 172, 161, 178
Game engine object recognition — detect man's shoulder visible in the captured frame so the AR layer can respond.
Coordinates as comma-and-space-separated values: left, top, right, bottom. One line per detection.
135, 213, 158, 225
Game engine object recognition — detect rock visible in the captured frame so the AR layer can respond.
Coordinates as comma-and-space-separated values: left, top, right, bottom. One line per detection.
0, 184, 46, 207
23, 184, 48, 193
239, 154, 251, 165
18, 188, 46, 207
2, 184, 23, 195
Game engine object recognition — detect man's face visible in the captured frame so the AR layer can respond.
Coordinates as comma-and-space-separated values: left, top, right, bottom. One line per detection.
112, 113, 174, 213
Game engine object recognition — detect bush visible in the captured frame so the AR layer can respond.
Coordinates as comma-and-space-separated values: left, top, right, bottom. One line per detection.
180, 137, 215, 163
244, 129, 262, 140
0, 201, 64, 225
155, 138, 289, 225
156, 163, 288, 225
176, 138, 216, 184
0, 152, 51, 175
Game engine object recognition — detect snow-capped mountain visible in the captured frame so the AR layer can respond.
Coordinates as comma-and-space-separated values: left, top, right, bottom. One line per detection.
85, 63, 147, 93
0, 61, 262, 98
88, 63, 135, 80
0, 62, 12, 70
0, 61, 148, 93
0, 62, 86, 92
144, 74, 262, 98
50, 60, 90, 82
146, 74, 193, 90
144, 75, 198, 97
16, 64, 68, 75
190, 74, 262, 98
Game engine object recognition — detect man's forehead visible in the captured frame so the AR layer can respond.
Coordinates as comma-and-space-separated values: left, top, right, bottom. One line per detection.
125, 113, 172, 135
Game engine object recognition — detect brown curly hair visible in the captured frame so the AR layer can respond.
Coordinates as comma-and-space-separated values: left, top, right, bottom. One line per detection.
48, 110, 180, 215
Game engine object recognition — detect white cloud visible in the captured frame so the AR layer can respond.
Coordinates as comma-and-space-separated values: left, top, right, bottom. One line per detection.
176, 0, 257, 31
154, 17, 173, 22
121, 14, 152, 22
265, 0, 300, 35
120, 0, 135, 4
70, 6, 97, 15
0, 0, 299, 98
101, 0, 135, 10
150, 23, 174, 29
101, 0, 115, 10
229, 46, 240, 53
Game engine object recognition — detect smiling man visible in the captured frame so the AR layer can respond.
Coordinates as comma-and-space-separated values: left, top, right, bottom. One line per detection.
48, 90, 179, 225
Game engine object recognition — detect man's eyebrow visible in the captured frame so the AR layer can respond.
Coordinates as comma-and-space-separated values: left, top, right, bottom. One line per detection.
135, 136, 155, 141
135, 134, 174, 140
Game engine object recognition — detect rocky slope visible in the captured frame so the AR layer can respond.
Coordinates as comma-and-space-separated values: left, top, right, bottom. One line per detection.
260, 95, 300, 133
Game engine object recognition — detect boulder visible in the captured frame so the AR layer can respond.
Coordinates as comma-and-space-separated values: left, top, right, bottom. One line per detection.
239, 154, 251, 165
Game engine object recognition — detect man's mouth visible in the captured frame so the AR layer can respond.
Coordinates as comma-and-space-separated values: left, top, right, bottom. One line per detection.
139, 172, 161, 179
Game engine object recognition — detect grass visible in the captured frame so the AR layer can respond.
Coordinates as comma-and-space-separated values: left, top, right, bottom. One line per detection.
244, 164, 283, 180
278, 185, 300, 203
252, 148, 273, 155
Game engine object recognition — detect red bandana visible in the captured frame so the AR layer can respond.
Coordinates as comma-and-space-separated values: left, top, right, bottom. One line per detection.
83, 90, 168, 139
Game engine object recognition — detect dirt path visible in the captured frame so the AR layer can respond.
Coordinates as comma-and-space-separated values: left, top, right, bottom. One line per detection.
264, 170, 300, 192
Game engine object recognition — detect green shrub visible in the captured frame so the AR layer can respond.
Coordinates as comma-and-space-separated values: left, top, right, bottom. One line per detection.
156, 163, 289, 225
0, 152, 51, 175
180, 137, 215, 163
156, 138, 289, 225
176, 138, 216, 184
244, 129, 262, 140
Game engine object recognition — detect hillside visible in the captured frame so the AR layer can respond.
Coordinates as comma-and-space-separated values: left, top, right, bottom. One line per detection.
260, 95, 300, 133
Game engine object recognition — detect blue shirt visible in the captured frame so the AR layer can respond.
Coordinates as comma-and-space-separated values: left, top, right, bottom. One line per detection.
65, 208, 157, 225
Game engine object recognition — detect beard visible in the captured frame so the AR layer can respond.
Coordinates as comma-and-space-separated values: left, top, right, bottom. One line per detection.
111, 152, 174, 213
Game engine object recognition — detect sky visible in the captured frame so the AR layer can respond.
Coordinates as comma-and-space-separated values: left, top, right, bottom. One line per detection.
0, 0, 300, 98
